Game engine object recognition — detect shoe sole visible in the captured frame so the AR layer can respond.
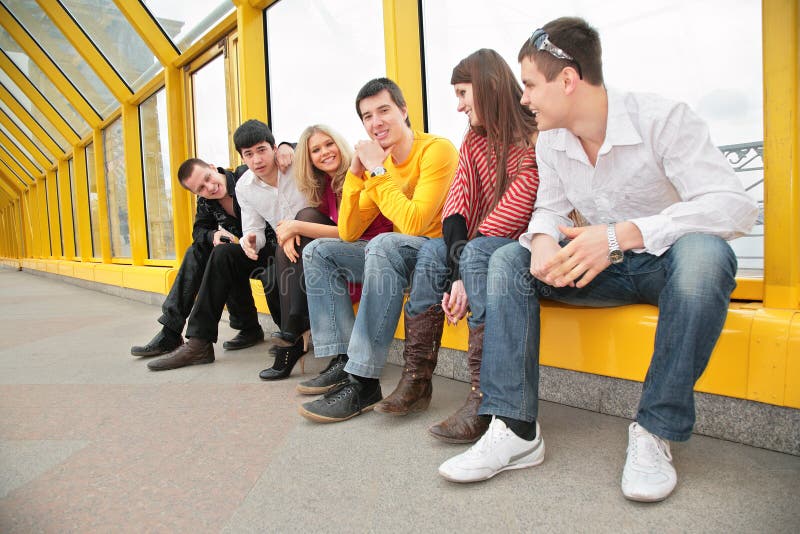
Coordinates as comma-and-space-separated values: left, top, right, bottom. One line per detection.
222, 339, 264, 351
297, 400, 380, 423
427, 429, 481, 444
373, 396, 431, 416
147, 356, 214, 371
295, 380, 348, 396
131, 349, 170, 358
439, 447, 545, 483
621, 476, 674, 502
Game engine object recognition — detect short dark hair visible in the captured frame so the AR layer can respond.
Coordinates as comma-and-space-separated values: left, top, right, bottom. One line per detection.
233, 119, 275, 154
176, 158, 209, 189
518, 17, 603, 86
355, 78, 411, 127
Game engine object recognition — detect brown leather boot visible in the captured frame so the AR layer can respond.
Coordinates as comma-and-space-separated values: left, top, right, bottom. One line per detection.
147, 337, 214, 371
374, 305, 445, 416
428, 324, 489, 443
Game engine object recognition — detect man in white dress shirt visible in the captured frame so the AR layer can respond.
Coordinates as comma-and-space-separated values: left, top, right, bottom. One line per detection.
149, 120, 307, 371
438, 17, 758, 502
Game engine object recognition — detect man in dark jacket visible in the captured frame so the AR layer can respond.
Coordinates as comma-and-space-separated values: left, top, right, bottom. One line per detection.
130, 153, 288, 357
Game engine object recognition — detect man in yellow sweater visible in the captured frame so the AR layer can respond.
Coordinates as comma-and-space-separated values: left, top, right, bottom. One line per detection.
298, 78, 458, 423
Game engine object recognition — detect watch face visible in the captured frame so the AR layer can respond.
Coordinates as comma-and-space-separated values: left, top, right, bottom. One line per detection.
609, 250, 624, 264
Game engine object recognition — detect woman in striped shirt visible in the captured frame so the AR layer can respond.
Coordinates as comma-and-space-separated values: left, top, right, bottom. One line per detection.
373, 49, 540, 444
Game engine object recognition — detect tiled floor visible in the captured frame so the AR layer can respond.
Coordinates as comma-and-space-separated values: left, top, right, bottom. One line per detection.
1, 269, 798, 533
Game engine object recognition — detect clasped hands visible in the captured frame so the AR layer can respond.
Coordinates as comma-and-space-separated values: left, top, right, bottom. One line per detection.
530, 224, 612, 288
349, 139, 391, 176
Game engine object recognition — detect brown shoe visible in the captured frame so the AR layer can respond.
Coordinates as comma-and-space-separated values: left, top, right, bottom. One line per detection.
147, 337, 214, 371
428, 324, 488, 443
374, 305, 444, 416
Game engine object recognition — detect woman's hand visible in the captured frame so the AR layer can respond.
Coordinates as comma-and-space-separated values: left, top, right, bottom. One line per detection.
275, 220, 296, 245
281, 235, 301, 263
442, 280, 469, 325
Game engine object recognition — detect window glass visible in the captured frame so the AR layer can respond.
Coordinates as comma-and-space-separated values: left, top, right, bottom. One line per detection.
265, 0, 386, 143
0, 142, 33, 182
4, 0, 117, 115
0, 100, 48, 157
143, 1, 235, 53
85, 142, 101, 257
422, 0, 763, 271
59, 0, 161, 92
103, 119, 130, 257
139, 89, 175, 259
53, 171, 64, 255
0, 122, 42, 173
190, 54, 231, 168
0, 29, 89, 136
68, 157, 79, 257
0, 73, 70, 150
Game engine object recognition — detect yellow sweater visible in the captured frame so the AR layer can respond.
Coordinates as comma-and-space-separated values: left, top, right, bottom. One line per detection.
338, 131, 458, 241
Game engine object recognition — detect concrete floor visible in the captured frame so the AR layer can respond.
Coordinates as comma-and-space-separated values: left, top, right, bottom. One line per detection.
0, 268, 798, 533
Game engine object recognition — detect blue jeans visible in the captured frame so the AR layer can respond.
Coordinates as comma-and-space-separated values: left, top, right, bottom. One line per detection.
406, 236, 514, 329
303, 233, 428, 378
478, 233, 737, 442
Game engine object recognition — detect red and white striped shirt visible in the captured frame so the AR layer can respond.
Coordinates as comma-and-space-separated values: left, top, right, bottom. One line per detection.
442, 129, 539, 239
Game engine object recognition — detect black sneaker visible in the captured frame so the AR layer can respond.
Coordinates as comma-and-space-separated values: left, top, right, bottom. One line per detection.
299, 376, 382, 423
296, 355, 349, 395
131, 329, 183, 357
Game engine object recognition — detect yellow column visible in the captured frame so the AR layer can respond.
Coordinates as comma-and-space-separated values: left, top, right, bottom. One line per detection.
235, 0, 269, 122
762, 0, 800, 309
57, 158, 75, 259
20, 192, 31, 259
93, 129, 112, 263
45, 170, 61, 258
73, 146, 92, 261
121, 103, 146, 265
382, 0, 425, 129
165, 65, 193, 258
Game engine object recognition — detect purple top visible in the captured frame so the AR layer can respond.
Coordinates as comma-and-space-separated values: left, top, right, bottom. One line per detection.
319, 176, 393, 240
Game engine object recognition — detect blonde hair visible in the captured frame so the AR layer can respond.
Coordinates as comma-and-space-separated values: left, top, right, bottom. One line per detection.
294, 125, 352, 207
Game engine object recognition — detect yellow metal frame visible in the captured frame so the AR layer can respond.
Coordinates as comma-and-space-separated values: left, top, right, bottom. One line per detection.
44, 170, 61, 257
113, 0, 180, 67
91, 129, 112, 263
234, 0, 268, 122
72, 147, 92, 261
121, 103, 146, 264
0, 109, 52, 169
56, 158, 75, 259
382, 0, 425, 129
0, 150, 33, 187
0, 84, 64, 159
0, 129, 42, 178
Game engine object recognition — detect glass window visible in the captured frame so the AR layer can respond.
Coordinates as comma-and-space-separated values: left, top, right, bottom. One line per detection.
68, 157, 79, 257
0, 142, 33, 182
265, 0, 386, 143
0, 101, 48, 157
143, 1, 234, 53
0, 122, 43, 173
0, 74, 70, 150
53, 170, 64, 255
85, 142, 101, 257
422, 0, 763, 272
0, 29, 89, 136
103, 118, 130, 258
59, 0, 161, 92
190, 53, 231, 168
4, 0, 117, 116
139, 89, 175, 259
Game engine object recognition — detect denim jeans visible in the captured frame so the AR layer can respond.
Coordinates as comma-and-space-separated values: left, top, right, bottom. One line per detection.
303, 232, 428, 378
478, 233, 737, 442
406, 236, 514, 329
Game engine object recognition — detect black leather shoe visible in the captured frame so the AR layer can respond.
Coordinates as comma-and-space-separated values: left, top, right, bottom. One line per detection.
147, 338, 214, 371
131, 330, 183, 357
298, 376, 382, 423
296, 355, 349, 395
223, 327, 264, 350
259, 337, 306, 380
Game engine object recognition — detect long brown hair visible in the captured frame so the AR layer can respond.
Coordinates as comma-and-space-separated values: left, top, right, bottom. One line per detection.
451, 48, 538, 203
294, 125, 353, 207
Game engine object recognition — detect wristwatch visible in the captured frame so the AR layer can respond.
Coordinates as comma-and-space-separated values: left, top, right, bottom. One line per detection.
370, 166, 387, 177
607, 224, 624, 264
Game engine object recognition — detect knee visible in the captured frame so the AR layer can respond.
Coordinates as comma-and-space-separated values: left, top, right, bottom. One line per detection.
460, 240, 489, 271
668, 234, 737, 296
364, 232, 402, 261
415, 238, 447, 270
486, 243, 532, 291
295, 207, 323, 222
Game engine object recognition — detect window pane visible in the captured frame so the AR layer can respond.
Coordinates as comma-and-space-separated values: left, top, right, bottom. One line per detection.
143, 1, 234, 53
68, 157, 79, 257
0, 122, 42, 173
103, 119, 130, 257
60, 0, 161, 92
266, 0, 385, 143
139, 89, 175, 260
0, 29, 90, 136
0, 142, 34, 182
191, 54, 231, 168
4, 0, 117, 115
0, 100, 48, 157
54, 172, 64, 255
0, 73, 70, 150
85, 142, 101, 257
422, 0, 763, 272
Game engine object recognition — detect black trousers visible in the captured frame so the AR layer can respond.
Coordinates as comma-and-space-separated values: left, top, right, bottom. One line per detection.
274, 207, 336, 336
158, 241, 254, 334
185, 241, 281, 342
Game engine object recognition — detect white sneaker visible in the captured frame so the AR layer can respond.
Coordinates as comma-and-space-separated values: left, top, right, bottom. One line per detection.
621, 422, 677, 502
438, 417, 544, 483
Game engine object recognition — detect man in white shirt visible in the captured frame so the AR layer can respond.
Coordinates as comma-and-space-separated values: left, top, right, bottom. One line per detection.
149, 120, 307, 371
438, 17, 758, 502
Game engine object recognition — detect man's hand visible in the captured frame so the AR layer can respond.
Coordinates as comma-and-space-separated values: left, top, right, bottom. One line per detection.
442, 280, 469, 325
275, 219, 297, 246
281, 236, 301, 263
354, 139, 390, 174
540, 225, 610, 288
213, 229, 238, 246
275, 144, 294, 173
529, 234, 563, 283
241, 233, 259, 261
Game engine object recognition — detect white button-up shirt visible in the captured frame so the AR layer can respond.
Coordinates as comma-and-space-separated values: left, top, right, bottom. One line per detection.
520, 90, 758, 256
235, 167, 308, 254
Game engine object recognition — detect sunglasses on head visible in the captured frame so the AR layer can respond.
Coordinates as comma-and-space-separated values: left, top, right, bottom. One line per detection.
529, 28, 583, 79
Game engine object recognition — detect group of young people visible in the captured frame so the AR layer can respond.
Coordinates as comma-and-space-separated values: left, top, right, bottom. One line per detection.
130, 17, 757, 503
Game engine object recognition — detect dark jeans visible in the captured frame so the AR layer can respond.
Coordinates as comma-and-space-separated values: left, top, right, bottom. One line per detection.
274, 207, 336, 337
185, 241, 281, 342
158, 241, 253, 334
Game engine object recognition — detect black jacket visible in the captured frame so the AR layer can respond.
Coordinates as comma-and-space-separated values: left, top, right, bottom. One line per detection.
191, 166, 246, 246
